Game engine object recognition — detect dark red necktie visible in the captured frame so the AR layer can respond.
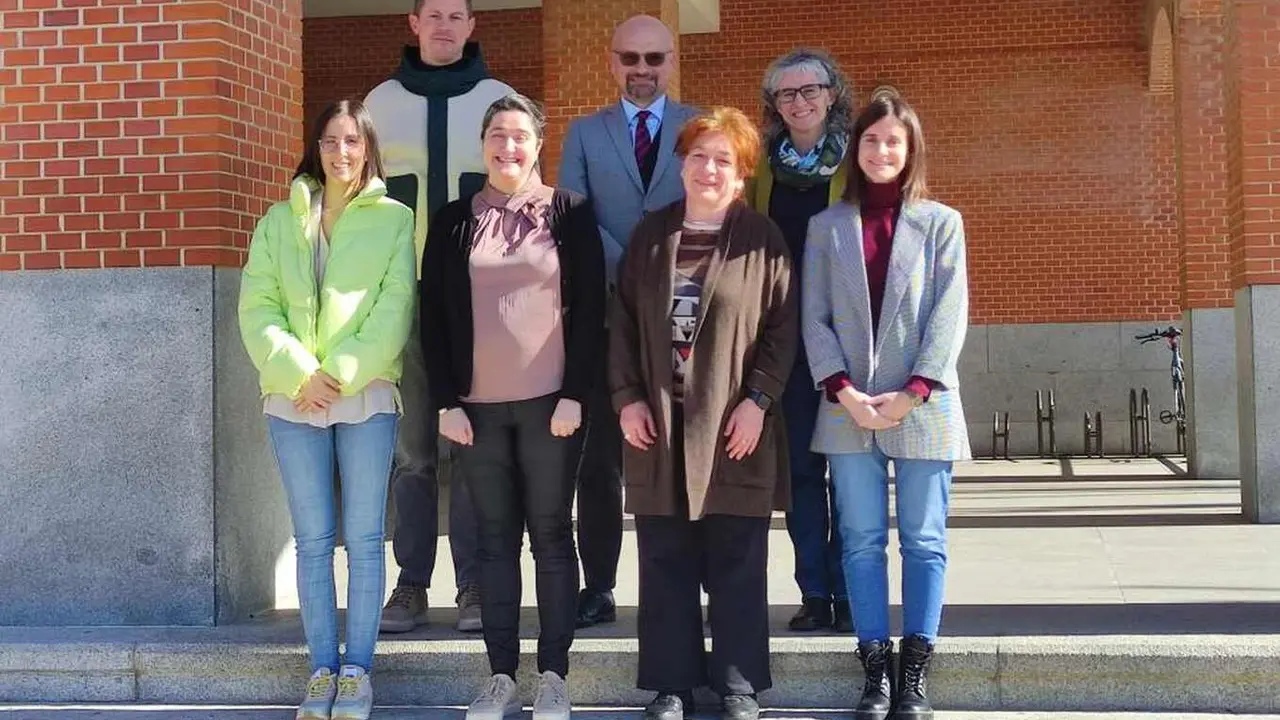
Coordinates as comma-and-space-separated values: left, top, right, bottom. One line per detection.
634, 110, 652, 169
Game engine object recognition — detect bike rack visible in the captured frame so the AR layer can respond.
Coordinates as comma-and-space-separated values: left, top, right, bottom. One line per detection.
990, 411, 1010, 460
1128, 388, 1152, 457
1036, 390, 1057, 457
1083, 411, 1104, 458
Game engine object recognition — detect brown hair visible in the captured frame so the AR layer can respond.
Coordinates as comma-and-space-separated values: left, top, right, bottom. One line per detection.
414, 0, 473, 16
675, 106, 763, 180
843, 90, 929, 205
294, 98, 387, 192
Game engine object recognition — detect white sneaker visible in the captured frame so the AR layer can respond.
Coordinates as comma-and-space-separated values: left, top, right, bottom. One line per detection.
466, 673, 521, 720
330, 665, 373, 720
532, 670, 571, 720
296, 667, 336, 720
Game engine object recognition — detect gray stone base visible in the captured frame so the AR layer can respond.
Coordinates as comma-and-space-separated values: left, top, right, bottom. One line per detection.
961, 322, 1188, 457
0, 268, 288, 625
1236, 286, 1280, 523
1, 622, 1279, 712
1185, 308, 1241, 478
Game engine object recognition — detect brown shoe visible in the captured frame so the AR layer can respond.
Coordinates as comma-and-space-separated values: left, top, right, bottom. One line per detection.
456, 584, 483, 633
379, 585, 427, 633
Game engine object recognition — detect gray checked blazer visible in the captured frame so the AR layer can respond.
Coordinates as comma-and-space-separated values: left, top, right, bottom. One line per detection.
557, 99, 699, 286
802, 199, 972, 461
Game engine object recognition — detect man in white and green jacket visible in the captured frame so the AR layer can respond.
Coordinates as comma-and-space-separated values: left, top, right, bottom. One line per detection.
365, 0, 513, 635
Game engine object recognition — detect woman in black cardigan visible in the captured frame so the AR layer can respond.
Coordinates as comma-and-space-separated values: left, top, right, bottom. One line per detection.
419, 93, 605, 720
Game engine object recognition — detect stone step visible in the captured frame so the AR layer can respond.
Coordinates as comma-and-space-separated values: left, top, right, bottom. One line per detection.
5, 708, 1280, 720
3, 620, 1279, 714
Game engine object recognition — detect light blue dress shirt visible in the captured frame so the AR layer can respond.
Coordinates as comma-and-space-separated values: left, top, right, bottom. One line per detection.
621, 95, 667, 146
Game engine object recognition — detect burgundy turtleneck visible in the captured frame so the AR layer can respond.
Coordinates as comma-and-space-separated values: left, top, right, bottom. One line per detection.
821, 179, 938, 404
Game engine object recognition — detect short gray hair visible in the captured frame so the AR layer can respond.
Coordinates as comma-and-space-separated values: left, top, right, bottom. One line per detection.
481, 93, 546, 141
760, 48, 856, 147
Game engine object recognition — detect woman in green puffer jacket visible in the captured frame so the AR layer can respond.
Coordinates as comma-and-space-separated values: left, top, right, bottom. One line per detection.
238, 98, 415, 720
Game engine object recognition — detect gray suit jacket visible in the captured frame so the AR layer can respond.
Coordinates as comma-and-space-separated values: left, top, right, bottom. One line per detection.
802, 199, 972, 461
558, 99, 699, 285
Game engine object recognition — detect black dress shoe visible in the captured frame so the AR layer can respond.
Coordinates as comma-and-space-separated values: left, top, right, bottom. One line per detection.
833, 598, 855, 634
787, 597, 833, 631
643, 691, 693, 720
575, 588, 617, 628
722, 693, 760, 720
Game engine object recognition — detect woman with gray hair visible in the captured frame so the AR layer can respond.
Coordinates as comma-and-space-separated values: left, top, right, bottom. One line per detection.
749, 48, 856, 634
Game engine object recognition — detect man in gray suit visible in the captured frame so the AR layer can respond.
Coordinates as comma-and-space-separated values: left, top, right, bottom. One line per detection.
557, 13, 698, 628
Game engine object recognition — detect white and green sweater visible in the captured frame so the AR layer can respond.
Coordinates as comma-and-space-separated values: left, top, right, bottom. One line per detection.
365, 42, 513, 275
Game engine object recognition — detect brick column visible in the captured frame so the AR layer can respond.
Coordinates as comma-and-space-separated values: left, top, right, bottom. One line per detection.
0, 0, 303, 625
0, 0, 302, 271
1173, 0, 1240, 478
1224, 0, 1280, 521
541, 0, 679, 183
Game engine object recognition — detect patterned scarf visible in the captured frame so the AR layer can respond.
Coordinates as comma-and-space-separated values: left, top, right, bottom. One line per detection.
769, 132, 848, 190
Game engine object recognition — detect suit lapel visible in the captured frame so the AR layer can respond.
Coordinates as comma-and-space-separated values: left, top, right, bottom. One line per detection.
647, 103, 684, 195
604, 103, 645, 194
875, 202, 925, 356
834, 205, 875, 351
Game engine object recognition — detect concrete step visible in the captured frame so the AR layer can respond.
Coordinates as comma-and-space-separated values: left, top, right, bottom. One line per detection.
5, 708, 1280, 720
3, 617, 1279, 714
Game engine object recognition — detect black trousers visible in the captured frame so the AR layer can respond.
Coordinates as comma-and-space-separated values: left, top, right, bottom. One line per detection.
457, 395, 580, 677
572, 357, 624, 592
634, 407, 772, 696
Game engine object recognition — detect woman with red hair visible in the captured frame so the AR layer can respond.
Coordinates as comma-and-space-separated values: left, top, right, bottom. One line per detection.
609, 107, 798, 720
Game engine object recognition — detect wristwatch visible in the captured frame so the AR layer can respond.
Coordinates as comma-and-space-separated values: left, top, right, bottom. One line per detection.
745, 388, 774, 412
904, 388, 925, 408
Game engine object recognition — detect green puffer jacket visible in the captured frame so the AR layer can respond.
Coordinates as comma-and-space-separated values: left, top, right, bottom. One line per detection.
239, 175, 416, 399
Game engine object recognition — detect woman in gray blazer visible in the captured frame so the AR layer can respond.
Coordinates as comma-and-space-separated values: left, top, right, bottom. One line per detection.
802, 91, 970, 720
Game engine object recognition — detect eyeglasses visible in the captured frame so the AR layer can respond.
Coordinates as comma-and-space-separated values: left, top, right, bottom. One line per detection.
773, 83, 830, 104
612, 50, 670, 67
318, 137, 363, 153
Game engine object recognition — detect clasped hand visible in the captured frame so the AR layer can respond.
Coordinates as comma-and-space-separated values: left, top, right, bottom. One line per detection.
294, 371, 342, 413
837, 387, 915, 430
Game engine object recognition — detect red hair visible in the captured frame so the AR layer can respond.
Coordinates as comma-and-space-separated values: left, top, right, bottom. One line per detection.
674, 106, 762, 179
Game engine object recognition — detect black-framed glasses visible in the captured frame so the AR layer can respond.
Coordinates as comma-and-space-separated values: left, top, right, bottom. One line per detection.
773, 83, 830, 104
613, 50, 670, 67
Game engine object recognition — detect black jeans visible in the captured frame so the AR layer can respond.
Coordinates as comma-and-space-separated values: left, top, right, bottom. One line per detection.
634, 407, 773, 696
571, 357, 624, 593
457, 394, 580, 677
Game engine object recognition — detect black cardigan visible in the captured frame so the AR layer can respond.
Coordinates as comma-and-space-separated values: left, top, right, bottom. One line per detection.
420, 187, 606, 411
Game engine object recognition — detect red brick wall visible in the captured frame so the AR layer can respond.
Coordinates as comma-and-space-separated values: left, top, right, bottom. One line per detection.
1176, 0, 1232, 308
678, 0, 1180, 325
302, 9, 543, 139
0, 0, 302, 271
1224, 0, 1280, 288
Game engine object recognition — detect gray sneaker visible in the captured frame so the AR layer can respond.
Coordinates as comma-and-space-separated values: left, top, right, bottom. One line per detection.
466, 673, 520, 720
532, 670, 571, 720
380, 584, 427, 633
456, 584, 483, 633
330, 665, 373, 720
296, 667, 336, 720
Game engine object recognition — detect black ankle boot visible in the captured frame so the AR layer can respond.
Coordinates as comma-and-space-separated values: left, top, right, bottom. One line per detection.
894, 635, 935, 720
854, 639, 894, 720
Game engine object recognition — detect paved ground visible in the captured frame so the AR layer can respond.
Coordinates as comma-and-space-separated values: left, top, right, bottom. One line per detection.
6, 708, 1280, 720
258, 457, 1280, 639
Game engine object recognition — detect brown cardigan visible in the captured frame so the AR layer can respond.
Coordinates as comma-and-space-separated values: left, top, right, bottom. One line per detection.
609, 199, 798, 519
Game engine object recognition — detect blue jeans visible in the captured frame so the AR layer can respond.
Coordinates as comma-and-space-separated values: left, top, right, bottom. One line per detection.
782, 360, 845, 601
267, 413, 397, 673
828, 445, 952, 643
